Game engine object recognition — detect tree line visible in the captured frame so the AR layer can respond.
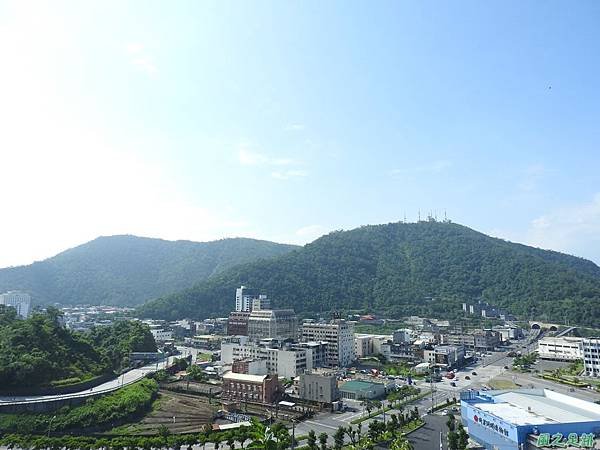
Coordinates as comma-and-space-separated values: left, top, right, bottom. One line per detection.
0, 307, 156, 388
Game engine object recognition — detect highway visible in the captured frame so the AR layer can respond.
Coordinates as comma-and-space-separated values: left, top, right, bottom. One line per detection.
0, 357, 173, 407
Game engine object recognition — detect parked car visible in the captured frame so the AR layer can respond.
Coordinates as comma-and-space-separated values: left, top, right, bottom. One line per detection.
471, 371, 477, 375
465, 376, 471, 380
450, 381, 456, 387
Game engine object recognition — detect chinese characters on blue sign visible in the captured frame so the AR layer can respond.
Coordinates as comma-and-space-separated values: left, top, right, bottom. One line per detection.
536, 432, 595, 448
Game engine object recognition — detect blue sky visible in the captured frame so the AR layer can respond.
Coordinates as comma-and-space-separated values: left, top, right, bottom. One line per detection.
1, 0, 600, 266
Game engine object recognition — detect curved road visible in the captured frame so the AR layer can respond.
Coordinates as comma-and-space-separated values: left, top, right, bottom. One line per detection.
0, 357, 173, 407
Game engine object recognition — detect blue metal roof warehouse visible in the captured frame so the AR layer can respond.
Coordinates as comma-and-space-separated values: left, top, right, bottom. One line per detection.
461, 389, 600, 449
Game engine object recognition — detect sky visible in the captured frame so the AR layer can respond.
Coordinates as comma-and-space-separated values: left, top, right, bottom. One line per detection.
1, 0, 600, 267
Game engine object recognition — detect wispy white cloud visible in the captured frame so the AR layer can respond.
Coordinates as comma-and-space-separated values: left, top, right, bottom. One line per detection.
489, 194, 600, 264
271, 169, 308, 180
131, 57, 158, 75
285, 123, 305, 131
238, 144, 294, 167
526, 194, 600, 261
125, 42, 157, 77
126, 42, 144, 54
390, 159, 452, 176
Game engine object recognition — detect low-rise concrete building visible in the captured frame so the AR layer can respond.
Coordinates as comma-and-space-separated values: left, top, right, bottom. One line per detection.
220, 338, 326, 378
339, 380, 386, 400
443, 330, 500, 351
298, 372, 340, 404
537, 336, 583, 361
423, 345, 465, 369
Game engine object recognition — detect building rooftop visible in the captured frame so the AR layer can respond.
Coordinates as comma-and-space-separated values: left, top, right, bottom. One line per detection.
340, 380, 384, 393
470, 389, 600, 426
222, 372, 268, 383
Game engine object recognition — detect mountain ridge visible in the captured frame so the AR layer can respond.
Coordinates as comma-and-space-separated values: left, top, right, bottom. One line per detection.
136, 221, 600, 326
0, 235, 299, 306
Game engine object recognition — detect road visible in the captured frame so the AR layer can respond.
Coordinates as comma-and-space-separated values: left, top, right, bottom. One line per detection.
0, 357, 174, 407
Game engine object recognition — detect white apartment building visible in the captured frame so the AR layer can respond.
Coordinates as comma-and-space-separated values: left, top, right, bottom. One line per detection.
354, 334, 393, 358
149, 326, 173, 342
582, 338, 600, 377
220, 339, 310, 378
235, 286, 258, 312
537, 336, 583, 361
0, 291, 31, 318
301, 320, 355, 367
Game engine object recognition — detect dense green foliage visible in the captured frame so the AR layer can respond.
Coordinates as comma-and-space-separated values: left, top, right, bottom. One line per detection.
0, 308, 156, 388
88, 321, 157, 372
0, 235, 298, 306
0, 379, 158, 434
138, 221, 600, 326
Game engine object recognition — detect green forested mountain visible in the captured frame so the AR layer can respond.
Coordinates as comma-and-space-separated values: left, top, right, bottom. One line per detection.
137, 221, 600, 326
0, 307, 156, 388
0, 235, 297, 306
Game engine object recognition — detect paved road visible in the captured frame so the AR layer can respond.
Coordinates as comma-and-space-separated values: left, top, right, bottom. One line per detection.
408, 414, 447, 450
0, 357, 173, 406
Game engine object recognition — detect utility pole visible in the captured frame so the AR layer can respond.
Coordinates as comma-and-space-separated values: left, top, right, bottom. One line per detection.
430, 365, 435, 413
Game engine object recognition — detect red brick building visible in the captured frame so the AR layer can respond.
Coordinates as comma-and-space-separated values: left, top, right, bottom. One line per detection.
221, 372, 279, 404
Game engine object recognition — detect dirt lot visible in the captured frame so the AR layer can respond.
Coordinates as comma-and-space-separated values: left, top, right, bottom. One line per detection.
108, 389, 218, 435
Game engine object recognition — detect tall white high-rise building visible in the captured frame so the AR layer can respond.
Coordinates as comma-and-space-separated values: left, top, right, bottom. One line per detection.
235, 286, 256, 312
235, 286, 270, 312
301, 320, 355, 367
0, 291, 31, 318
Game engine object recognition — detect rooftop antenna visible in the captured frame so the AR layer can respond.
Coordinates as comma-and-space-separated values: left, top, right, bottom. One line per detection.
418, 210, 421, 222
403, 212, 407, 223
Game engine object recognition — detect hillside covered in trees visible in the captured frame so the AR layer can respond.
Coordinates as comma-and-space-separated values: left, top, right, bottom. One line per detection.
0, 307, 156, 388
0, 235, 298, 306
137, 221, 600, 326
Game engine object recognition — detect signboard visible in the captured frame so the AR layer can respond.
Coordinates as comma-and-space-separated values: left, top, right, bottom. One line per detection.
465, 404, 519, 443
535, 433, 595, 448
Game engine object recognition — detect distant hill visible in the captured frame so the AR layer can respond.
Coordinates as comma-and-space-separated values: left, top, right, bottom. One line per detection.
137, 222, 600, 327
0, 236, 298, 306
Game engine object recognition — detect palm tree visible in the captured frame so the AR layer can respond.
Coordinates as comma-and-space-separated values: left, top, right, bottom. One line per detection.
247, 418, 278, 450
318, 433, 328, 450
390, 436, 413, 450
333, 427, 345, 450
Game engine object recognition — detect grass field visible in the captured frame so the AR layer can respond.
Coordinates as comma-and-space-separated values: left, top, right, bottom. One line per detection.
488, 379, 519, 389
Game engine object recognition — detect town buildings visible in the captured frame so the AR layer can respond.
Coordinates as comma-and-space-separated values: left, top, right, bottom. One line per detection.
301, 320, 355, 367
221, 372, 279, 404
247, 309, 298, 341
537, 336, 583, 361
423, 345, 465, 369
227, 311, 251, 336
220, 337, 326, 378
339, 380, 386, 400
581, 338, 600, 377
235, 286, 259, 312
461, 389, 600, 450
298, 372, 340, 404
0, 291, 31, 318
443, 330, 501, 351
